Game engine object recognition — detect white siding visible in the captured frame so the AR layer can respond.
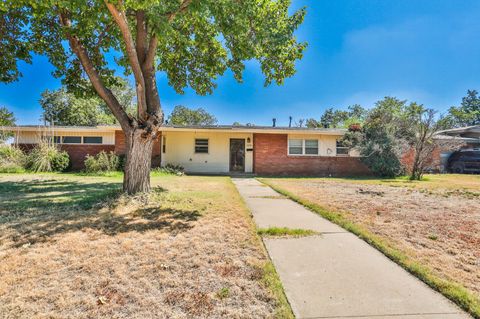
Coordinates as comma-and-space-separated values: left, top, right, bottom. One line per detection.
161, 131, 254, 173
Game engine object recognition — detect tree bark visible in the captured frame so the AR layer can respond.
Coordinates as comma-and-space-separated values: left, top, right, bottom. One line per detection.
123, 128, 155, 194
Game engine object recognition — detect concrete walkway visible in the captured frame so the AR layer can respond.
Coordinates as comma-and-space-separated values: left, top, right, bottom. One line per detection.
232, 178, 470, 319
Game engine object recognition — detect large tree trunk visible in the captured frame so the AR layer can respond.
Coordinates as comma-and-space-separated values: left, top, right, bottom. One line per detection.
123, 128, 155, 194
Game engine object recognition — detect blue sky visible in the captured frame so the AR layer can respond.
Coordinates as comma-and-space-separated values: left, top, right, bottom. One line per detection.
1, 0, 480, 126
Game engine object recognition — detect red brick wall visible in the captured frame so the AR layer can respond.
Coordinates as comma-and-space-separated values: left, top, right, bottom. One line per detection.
253, 133, 371, 176
18, 144, 115, 170
115, 130, 126, 154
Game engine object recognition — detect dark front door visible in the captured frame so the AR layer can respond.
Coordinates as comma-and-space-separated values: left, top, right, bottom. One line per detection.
230, 139, 245, 172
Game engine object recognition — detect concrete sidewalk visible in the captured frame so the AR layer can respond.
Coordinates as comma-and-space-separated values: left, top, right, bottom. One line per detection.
232, 178, 470, 319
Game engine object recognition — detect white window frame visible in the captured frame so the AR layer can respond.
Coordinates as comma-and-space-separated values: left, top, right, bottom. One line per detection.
287, 138, 320, 156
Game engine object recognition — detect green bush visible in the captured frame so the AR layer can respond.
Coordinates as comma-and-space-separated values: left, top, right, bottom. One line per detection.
27, 142, 70, 172
0, 145, 26, 173
152, 163, 185, 176
84, 151, 120, 173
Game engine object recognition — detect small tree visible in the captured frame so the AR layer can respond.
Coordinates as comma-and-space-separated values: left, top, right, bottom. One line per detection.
403, 106, 438, 180
1, 1, 306, 193
402, 105, 463, 180
0, 106, 15, 142
168, 105, 217, 126
343, 97, 409, 177
305, 118, 320, 128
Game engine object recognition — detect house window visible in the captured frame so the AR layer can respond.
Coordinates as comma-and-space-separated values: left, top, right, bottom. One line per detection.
83, 136, 103, 144
162, 136, 166, 153
288, 138, 319, 155
195, 139, 209, 153
62, 136, 82, 144
305, 139, 319, 155
336, 140, 349, 156
288, 139, 303, 155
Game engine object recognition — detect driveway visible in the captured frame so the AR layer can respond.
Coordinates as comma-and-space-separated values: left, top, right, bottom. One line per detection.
233, 178, 470, 319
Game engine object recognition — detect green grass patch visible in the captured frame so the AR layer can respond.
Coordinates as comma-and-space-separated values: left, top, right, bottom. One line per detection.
216, 287, 230, 300
257, 227, 318, 238
258, 178, 480, 319
261, 261, 294, 319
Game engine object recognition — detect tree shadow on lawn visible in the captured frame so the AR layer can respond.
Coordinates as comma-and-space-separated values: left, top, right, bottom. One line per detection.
0, 179, 201, 249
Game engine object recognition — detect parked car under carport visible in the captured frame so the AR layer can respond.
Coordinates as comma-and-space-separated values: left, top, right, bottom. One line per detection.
447, 149, 480, 173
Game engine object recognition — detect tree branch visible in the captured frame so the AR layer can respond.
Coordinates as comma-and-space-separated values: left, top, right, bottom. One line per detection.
144, 35, 158, 70
58, 13, 131, 131
166, 0, 193, 23
105, 1, 148, 121
135, 10, 147, 65
95, 22, 114, 49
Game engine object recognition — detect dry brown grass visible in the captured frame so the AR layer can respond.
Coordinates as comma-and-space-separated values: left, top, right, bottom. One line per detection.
262, 175, 480, 299
0, 173, 278, 318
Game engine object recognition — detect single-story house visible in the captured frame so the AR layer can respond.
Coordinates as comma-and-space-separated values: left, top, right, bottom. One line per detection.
3, 125, 370, 176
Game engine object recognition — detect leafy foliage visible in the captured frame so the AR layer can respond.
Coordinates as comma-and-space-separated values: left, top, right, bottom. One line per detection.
84, 151, 120, 173
167, 105, 217, 126
0, 0, 306, 193
438, 89, 480, 128
26, 142, 70, 172
306, 104, 368, 128
343, 97, 411, 177
0, 144, 26, 173
0, 106, 15, 142
343, 97, 455, 179
0, 1, 306, 96
41, 79, 136, 126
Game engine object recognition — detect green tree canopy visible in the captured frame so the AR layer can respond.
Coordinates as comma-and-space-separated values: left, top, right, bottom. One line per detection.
0, 106, 15, 142
0, 106, 15, 127
0, 0, 306, 193
438, 89, 480, 128
41, 79, 136, 126
306, 104, 368, 128
343, 97, 410, 177
167, 105, 217, 126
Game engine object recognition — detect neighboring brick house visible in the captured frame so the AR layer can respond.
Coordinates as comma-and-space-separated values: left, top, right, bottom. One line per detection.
6, 125, 370, 175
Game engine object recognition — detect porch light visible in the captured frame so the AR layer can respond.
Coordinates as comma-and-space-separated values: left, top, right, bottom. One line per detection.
247, 137, 251, 143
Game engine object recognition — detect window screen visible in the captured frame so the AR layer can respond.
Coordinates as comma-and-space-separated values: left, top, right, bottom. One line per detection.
288, 139, 303, 155
83, 136, 103, 144
195, 139, 209, 153
62, 136, 82, 144
305, 139, 319, 155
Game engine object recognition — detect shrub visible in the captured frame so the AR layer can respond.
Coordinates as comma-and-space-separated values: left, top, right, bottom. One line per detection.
27, 142, 70, 172
152, 163, 185, 176
84, 151, 120, 173
0, 145, 26, 173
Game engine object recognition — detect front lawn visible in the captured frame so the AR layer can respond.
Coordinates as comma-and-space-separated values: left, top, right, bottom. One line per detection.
260, 174, 480, 317
0, 173, 288, 318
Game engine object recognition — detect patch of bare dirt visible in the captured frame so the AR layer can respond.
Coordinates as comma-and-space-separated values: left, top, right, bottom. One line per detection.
269, 178, 480, 296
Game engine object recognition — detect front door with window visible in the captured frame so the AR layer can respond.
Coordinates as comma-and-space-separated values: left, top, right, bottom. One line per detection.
230, 139, 245, 172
